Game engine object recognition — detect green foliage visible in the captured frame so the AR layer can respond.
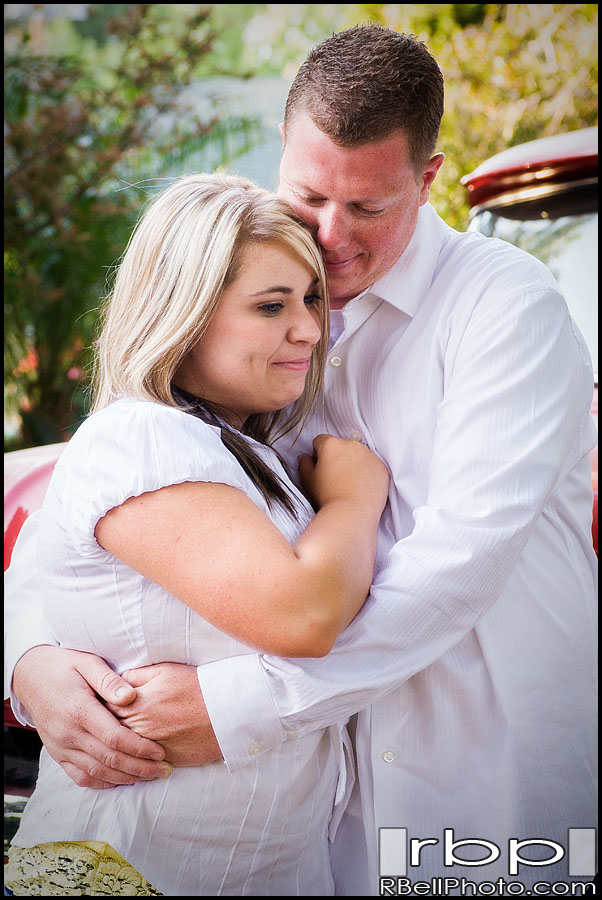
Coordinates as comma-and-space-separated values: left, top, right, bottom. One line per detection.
428, 4, 598, 228
4, 5, 264, 449
233, 5, 351, 79
324, 4, 598, 228
223, 4, 597, 227
4, 4, 598, 448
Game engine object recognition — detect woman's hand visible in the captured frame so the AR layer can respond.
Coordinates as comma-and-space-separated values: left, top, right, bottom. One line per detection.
292, 434, 390, 646
298, 433, 390, 517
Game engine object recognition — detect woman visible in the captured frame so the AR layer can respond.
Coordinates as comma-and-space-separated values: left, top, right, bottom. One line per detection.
5, 173, 389, 896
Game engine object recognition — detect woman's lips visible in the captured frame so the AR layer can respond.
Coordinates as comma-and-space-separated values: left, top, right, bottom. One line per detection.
273, 357, 311, 371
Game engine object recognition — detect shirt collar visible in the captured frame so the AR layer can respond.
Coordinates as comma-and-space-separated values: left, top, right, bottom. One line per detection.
363, 202, 449, 318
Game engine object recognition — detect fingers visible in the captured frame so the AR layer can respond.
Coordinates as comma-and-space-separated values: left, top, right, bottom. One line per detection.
40, 689, 170, 781
297, 452, 316, 478
104, 664, 222, 767
12, 646, 171, 788
60, 762, 123, 790
119, 665, 162, 688
297, 453, 318, 504
59, 743, 174, 789
74, 652, 137, 706
95, 712, 167, 762
297, 434, 334, 476
44, 714, 172, 785
312, 433, 330, 446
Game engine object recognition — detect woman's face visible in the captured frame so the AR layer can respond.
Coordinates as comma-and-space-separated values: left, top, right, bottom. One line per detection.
176, 241, 323, 427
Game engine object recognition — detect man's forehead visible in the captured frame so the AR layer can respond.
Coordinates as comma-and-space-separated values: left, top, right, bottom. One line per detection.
279, 157, 410, 204
280, 115, 416, 196
282, 112, 412, 155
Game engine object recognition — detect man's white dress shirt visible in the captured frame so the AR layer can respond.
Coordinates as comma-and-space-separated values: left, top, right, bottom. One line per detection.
197, 204, 598, 893
5, 204, 597, 894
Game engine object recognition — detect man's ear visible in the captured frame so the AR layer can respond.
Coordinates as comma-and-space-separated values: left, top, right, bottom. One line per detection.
419, 152, 445, 204
278, 122, 286, 144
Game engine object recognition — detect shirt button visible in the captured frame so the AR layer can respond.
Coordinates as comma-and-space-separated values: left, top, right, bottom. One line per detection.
248, 741, 263, 756
349, 430, 363, 441
382, 750, 395, 763
330, 356, 342, 367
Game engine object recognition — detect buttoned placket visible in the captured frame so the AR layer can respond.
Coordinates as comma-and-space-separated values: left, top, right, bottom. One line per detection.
322, 293, 384, 445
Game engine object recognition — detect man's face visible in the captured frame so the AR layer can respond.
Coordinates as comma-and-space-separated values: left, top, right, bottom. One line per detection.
278, 113, 443, 308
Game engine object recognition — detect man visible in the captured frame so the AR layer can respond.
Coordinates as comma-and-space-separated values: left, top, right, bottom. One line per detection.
5, 24, 597, 895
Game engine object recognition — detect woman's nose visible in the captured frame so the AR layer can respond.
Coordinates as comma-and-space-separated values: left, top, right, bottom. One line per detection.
289, 305, 322, 346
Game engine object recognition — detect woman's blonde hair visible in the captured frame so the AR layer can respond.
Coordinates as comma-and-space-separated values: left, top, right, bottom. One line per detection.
91, 172, 329, 511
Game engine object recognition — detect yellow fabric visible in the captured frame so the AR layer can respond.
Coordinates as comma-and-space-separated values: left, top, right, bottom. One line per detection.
4, 841, 163, 895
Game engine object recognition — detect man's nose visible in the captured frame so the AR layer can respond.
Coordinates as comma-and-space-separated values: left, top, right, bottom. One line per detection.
315, 205, 351, 251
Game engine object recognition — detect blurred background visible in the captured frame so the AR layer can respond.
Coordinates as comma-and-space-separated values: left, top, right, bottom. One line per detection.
4, 3, 598, 451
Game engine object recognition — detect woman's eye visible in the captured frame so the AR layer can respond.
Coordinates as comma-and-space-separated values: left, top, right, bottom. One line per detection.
304, 293, 321, 307
258, 303, 284, 316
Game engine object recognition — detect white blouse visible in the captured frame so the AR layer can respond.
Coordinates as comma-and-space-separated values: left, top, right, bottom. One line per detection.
10, 398, 352, 896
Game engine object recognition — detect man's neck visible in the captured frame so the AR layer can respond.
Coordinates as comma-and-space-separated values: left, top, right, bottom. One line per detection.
329, 297, 351, 311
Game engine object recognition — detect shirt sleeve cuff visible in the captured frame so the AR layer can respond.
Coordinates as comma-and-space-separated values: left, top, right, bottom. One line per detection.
4, 624, 58, 726
197, 653, 285, 773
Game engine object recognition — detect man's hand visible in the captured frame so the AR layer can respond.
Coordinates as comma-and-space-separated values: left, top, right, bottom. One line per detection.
106, 663, 223, 767
12, 646, 173, 789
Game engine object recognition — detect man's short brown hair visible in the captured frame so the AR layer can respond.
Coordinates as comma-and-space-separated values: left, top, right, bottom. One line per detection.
284, 24, 444, 172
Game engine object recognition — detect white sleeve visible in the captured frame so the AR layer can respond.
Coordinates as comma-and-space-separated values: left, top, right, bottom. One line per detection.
56, 400, 249, 562
4, 510, 58, 725
5, 400, 250, 726
199, 283, 597, 771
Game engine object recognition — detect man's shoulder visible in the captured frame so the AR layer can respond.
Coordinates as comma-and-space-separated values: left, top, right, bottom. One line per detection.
438, 222, 558, 293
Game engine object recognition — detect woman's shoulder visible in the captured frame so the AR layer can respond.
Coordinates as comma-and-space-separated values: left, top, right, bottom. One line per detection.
84, 396, 219, 432
67, 397, 223, 456
59, 397, 241, 493
50, 398, 253, 560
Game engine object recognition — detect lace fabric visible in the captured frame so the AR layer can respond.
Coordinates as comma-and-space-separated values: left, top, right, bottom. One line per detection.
5, 841, 163, 896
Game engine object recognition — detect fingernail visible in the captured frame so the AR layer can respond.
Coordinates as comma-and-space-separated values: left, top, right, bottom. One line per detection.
115, 686, 132, 699
149, 750, 165, 761
159, 763, 173, 778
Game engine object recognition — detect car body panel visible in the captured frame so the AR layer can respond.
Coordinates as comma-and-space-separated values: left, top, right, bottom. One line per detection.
4, 443, 66, 571
4, 443, 66, 731
461, 127, 598, 211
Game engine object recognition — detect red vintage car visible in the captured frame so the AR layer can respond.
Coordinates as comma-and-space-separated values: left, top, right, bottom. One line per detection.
4, 443, 66, 741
